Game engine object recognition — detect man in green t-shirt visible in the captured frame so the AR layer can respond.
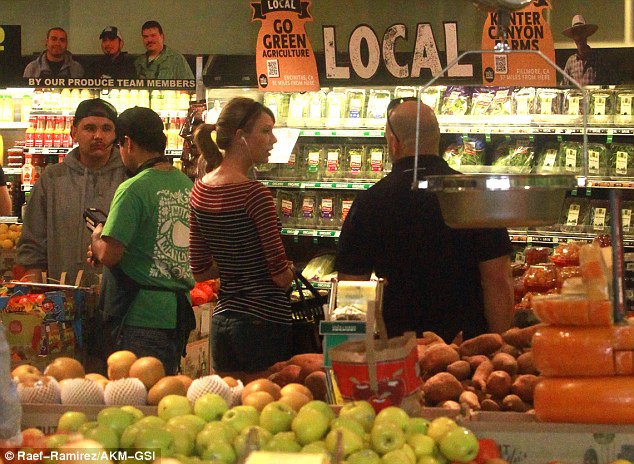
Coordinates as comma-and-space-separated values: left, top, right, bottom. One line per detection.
89, 106, 194, 374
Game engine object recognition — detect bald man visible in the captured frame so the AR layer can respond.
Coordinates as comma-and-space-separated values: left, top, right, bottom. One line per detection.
335, 99, 513, 342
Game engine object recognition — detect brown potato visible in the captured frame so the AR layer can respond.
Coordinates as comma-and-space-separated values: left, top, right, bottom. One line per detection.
481, 398, 501, 411
446, 360, 471, 380
486, 370, 512, 398
491, 352, 518, 376
419, 344, 460, 376
517, 351, 538, 375
459, 390, 481, 411
422, 372, 464, 405
511, 374, 540, 403
459, 333, 504, 357
502, 393, 531, 412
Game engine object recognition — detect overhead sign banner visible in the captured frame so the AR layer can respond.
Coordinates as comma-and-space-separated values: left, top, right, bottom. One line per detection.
481, 0, 556, 86
0, 26, 22, 85
251, 0, 320, 91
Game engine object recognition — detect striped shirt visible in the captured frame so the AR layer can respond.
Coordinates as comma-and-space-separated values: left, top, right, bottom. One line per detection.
189, 179, 292, 324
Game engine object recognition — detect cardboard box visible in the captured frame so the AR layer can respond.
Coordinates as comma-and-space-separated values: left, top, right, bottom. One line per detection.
21, 404, 157, 435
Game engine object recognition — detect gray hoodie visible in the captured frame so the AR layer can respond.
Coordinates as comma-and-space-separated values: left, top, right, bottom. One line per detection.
17, 147, 128, 285
23, 50, 84, 78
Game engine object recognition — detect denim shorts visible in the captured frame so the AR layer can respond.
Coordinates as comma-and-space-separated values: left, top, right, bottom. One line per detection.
118, 325, 182, 375
211, 311, 292, 373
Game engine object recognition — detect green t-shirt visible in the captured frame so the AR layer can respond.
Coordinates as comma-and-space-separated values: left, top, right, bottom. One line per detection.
102, 167, 194, 329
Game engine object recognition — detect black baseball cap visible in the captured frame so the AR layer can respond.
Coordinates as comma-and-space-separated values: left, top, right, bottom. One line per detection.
99, 26, 122, 40
73, 98, 118, 126
117, 106, 165, 144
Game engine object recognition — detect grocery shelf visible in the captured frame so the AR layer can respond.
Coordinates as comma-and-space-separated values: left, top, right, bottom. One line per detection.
281, 227, 340, 238
23, 147, 70, 155
0, 122, 29, 129
508, 230, 634, 247
260, 180, 375, 190
297, 128, 385, 137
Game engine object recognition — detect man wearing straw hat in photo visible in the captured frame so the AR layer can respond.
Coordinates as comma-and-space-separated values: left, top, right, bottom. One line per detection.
561, 14, 607, 86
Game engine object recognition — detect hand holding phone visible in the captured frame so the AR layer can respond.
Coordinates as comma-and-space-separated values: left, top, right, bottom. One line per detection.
84, 208, 108, 232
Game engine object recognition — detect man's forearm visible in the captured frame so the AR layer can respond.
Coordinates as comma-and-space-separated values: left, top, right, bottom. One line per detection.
480, 256, 514, 333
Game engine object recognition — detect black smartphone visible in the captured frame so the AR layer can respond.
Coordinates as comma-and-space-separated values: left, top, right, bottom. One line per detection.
84, 208, 108, 232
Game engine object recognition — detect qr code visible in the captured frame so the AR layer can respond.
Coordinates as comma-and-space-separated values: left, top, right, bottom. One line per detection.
267, 60, 280, 78
494, 55, 507, 74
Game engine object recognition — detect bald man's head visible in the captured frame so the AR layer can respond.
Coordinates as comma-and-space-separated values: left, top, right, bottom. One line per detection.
386, 100, 440, 161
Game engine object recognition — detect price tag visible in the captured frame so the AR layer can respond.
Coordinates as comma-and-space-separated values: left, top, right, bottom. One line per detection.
565, 148, 577, 171
620, 95, 633, 116
588, 150, 600, 173
617, 151, 629, 175
623, 209, 632, 232
593, 207, 606, 230
594, 96, 606, 116
566, 204, 580, 227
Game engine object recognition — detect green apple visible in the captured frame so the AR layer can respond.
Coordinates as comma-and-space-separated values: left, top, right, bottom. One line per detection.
348, 448, 381, 464
374, 406, 410, 432
194, 393, 229, 422
120, 424, 141, 449
134, 427, 175, 458
425, 417, 458, 443
78, 421, 98, 435
83, 424, 120, 451
417, 456, 442, 464
262, 432, 301, 453
407, 433, 436, 458
221, 405, 260, 434
97, 407, 135, 437
324, 427, 364, 458
232, 426, 272, 456
200, 422, 238, 445
167, 414, 207, 440
120, 405, 145, 422
136, 415, 167, 429
291, 407, 330, 445
259, 401, 297, 434
402, 443, 416, 464
339, 400, 376, 433
299, 400, 336, 422
371, 421, 406, 455
301, 441, 328, 454
438, 426, 479, 463
45, 433, 69, 449
57, 411, 87, 432
405, 417, 430, 437
200, 438, 236, 464
159, 394, 194, 421
381, 448, 411, 464
167, 426, 196, 457
330, 417, 365, 438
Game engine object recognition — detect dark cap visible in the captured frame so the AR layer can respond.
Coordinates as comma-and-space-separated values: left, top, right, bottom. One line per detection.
99, 26, 122, 40
73, 98, 118, 126
117, 106, 165, 143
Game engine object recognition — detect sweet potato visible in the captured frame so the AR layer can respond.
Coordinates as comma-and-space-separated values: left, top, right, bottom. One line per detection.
269, 360, 289, 374
502, 325, 541, 349
472, 359, 494, 391
419, 344, 460, 375
517, 351, 538, 375
422, 372, 464, 405
268, 364, 301, 387
491, 352, 518, 376
511, 374, 539, 403
459, 333, 504, 357
447, 360, 471, 381
486, 370, 512, 398
499, 343, 521, 358
288, 354, 324, 382
304, 370, 328, 402
502, 393, 531, 412
465, 355, 489, 371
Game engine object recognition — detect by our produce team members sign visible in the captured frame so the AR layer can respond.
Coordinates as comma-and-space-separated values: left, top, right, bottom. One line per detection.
481, 0, 556, 86
251, 0, 320, 91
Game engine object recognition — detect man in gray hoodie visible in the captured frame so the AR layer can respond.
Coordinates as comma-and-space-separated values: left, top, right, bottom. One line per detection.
17, 99, 128, 285
23, 27, 84, 78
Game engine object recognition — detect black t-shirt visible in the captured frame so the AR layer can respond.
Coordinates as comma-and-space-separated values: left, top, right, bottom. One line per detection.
335, 155, 512, 342
46, 59, 64, 76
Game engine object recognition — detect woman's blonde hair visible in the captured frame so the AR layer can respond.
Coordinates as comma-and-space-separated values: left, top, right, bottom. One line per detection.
193, 97, 275, 173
